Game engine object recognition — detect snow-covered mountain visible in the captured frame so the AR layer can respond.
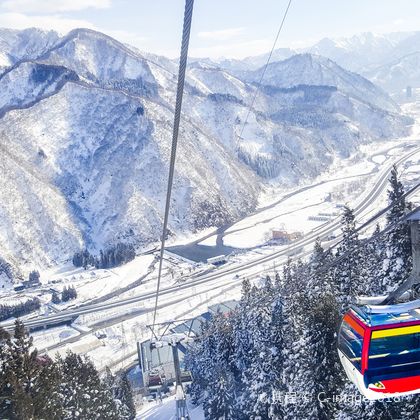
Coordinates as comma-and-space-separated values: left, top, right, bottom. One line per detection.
0, 28, 412, 281
305, 32, 420, 94
246, 54, 399, 113
364, 51, 420, 94
306, 32, 412, 72
0, 28, 59, 68
204, 31, 420, 95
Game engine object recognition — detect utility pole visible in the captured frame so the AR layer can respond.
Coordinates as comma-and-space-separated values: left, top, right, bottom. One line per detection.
150, 332, 193, 420
172, 343, 189, 419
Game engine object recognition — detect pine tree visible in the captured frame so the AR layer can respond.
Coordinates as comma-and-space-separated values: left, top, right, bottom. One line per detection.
401, 394, 420, 419
185, 318, 221, 407
203, 368, 237, 420
337, 383, 403, 420
266, 297, 286, 420
382, 165, 412, 291
103, 368, 136, 419
59, 352, 119, 419
33, 361, 63, 419
62, 286, 68, 302
28, 270, 40, 285
117, 373, 136, 420
309, 293, 344, 420
4, 320, 41, 419
335, 206, 364, 312
233, 280, 259, 415
246, 283, 275, 418
309, 238, 335, 295
0, 327, 12, 418
51, 290, 61, 304
359, 224, 385, 296
283, 270, 317, 419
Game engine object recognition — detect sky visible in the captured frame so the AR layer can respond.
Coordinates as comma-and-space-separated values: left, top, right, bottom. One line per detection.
0, 0, 419, 58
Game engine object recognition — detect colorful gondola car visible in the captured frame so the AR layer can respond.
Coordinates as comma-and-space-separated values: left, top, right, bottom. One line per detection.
338, 300, 420, 399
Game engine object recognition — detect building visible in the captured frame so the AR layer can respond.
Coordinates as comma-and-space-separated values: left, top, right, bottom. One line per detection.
135, 300, 238, 395
271, 229, 303, 242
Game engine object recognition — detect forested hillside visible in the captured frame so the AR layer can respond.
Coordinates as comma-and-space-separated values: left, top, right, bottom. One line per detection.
185, 168, 419, 419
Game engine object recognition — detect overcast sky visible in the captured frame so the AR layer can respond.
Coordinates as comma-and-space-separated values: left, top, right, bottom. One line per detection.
0, 0, 419, 58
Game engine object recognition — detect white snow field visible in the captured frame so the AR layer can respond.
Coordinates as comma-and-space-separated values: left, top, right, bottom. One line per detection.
136, 395, 204, 420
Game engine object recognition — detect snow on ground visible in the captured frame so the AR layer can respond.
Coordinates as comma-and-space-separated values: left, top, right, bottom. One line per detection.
73, 279, 241, 370
405, 164, 420, 173
166, 227, 216, 247
32, 326, 79, 351
136, 395, 204, 420
47, 334, 104, 359
372, 154, 386, 164
197, 235, 218, 246
220, 132, 420, 249
51, 278, 242, 373
40, 254, 155, 306
0, 294, 34, 306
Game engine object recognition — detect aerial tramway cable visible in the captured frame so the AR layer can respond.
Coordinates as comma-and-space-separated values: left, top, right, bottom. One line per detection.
236, 0, 293, 150
150, 0, 195, 340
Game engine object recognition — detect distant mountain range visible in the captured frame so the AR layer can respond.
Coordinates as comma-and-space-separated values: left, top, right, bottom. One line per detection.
0, 27, 412, 282
196, 31, 420, 95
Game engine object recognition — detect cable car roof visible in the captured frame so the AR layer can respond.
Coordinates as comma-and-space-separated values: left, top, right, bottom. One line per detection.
350, 299, 420, 327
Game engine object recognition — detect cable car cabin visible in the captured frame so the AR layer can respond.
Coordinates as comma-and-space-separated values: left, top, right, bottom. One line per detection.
147, 369, 164, 391
338, 300, 420, 399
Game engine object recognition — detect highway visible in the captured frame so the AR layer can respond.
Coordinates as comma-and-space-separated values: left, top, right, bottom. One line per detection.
2, 144, 420, 332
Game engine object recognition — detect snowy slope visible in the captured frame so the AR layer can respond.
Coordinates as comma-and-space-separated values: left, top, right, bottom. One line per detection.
314, 31, 420, 94
247, 54, 400, 113
0, 61, 78, 116
302, 32, 420, 94
0, 28, 59, 68
365, 52, 420, 93
306, 32, 412, 72
0, 28, 412, 283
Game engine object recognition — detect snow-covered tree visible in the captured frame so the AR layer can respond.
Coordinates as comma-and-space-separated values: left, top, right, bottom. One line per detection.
268, 297, 286, 420
0, 326, 12, 419
309, 238, 335, 295
58, 352, 119, 419
309, 293, 343, 420
2, 320, 41, 419
104, 368, 136, 419
335, 206, 364, 312
203, 368, 237, 420
382, 165, 412, 291
358, 224, 385, 296
33, 361, 63, 419
246, 282, 275, 418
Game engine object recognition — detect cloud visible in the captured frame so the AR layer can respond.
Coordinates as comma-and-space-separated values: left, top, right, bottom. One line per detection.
197, 27, 245, 41
0, 0, 111, 14
0, 12, 96, 33
0, 11, 148, 52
